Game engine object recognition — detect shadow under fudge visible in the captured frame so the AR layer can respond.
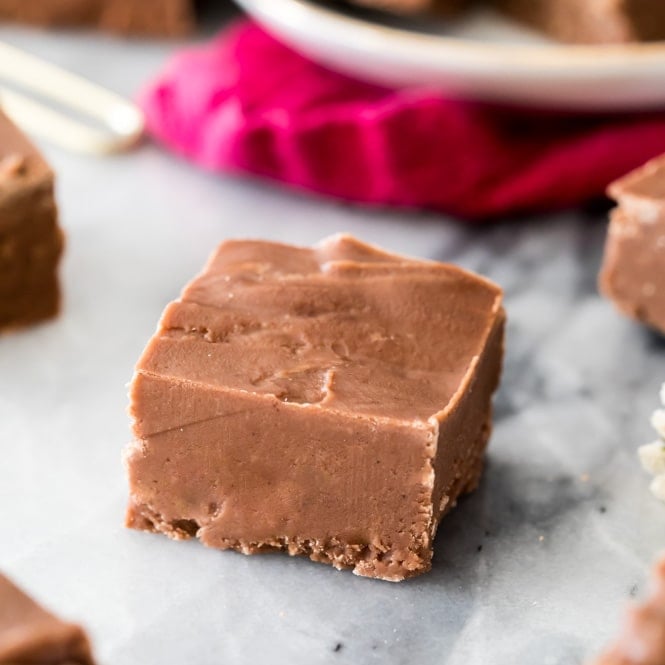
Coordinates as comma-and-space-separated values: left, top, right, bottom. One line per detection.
124, 234, 505, 582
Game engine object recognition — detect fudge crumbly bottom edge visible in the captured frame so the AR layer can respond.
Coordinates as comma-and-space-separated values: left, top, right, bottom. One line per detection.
125, 419, 490, 582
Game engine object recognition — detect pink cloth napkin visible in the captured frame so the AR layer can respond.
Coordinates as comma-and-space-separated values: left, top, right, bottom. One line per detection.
141, 20, 665, 221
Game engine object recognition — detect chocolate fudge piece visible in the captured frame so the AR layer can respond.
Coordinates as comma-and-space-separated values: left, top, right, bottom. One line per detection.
0, 0, 193, 36
347, 0, 432, 13
590, 556, 665, 665
496, 0, 665, 44
599, 155, 665, 336
0, 573, 95, 665
125, 234, 505, 581
0, 110, 63, 332
346, 0, 465, 15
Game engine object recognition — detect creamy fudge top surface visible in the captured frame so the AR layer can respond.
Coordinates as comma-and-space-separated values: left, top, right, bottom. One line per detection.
0, 109, 52, 197
135, 234, 503, 426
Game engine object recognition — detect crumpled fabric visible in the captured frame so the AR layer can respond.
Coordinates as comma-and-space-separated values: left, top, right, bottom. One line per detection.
140, 19, 665, 221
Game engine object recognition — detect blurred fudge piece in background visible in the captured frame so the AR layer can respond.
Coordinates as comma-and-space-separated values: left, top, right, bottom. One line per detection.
497, 0, 665, 44
0, 572, 96, 665
346, 0, 467, 16
600, 155, 665, 336
0, 110, 63, 333
0, 0, 193, 35
590, 556, 665, 665
346, 0, 665, 43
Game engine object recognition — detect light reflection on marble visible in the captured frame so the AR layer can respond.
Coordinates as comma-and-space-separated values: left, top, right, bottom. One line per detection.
0, 14, 664, 665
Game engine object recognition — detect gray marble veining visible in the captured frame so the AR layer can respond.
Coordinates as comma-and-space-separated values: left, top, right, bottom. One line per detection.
0, 14, 664, 665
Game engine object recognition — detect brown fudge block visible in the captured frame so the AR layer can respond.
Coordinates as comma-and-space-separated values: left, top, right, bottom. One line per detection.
0, 110, 63, 333
599, 155, 665, 336
0, 0, 193, 36
496, 0, 665, 44
124, 234, 505, 581
0, 573, 95, 665
346, 0, 466, 15
590, 556, 665, 665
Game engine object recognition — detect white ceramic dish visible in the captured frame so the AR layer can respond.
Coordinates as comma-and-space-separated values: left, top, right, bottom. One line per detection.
234, 0, 665, 110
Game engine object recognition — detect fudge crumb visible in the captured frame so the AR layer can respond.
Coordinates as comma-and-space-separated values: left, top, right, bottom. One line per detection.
639, 384, 665, 502
333, 643, 343, 653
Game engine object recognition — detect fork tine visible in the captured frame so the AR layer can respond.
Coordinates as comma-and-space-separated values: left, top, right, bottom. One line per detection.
0, 41, 144, 154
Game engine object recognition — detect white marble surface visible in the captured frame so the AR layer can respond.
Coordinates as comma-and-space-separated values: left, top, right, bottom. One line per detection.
1, 9, 664, 665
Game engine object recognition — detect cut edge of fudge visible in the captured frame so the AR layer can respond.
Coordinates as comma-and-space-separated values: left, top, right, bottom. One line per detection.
0, 108, 64, 333
0, 572, 96, 665
599, 154, 665, 335
589, 555, 665, 665
124, 234, 505, 581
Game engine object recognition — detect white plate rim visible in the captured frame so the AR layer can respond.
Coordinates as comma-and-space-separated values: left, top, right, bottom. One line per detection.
234, 0, 665, 76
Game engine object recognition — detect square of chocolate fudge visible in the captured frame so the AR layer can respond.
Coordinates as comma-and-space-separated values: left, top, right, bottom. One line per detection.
496, 0, 665, 43
600, 155, 665, 336
0, 110, 63, 332
124, 234, 505, 581
0, 0, 193, 35
0, 573, 95, 665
